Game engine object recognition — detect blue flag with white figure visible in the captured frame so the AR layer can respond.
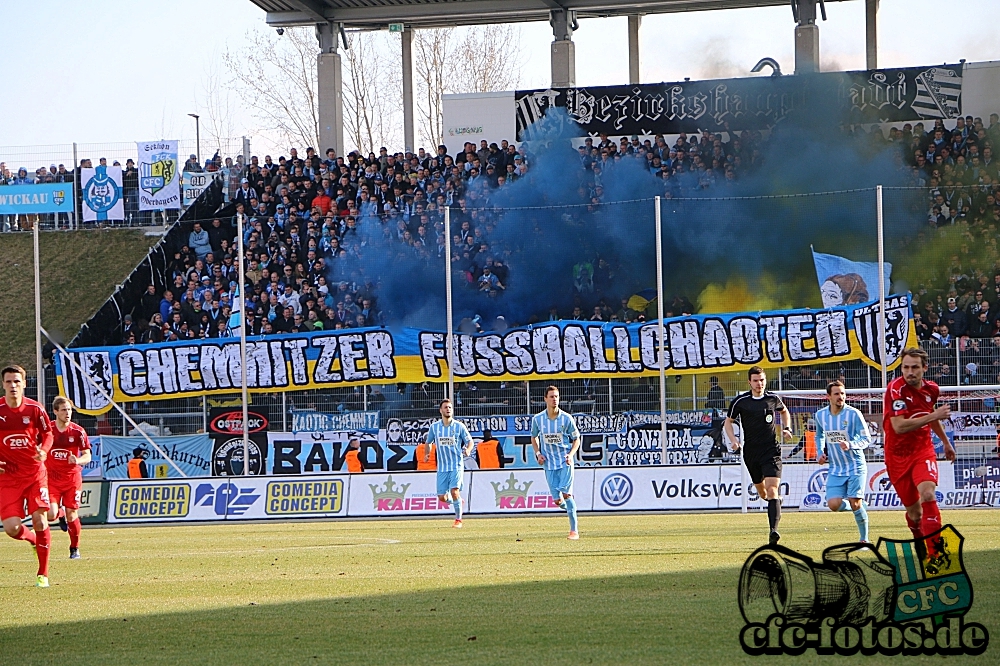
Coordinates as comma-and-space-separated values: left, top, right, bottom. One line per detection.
812, 248, 892, 308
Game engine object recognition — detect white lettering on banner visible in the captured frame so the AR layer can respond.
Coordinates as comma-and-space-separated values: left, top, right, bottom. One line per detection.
58, 297, 905, 415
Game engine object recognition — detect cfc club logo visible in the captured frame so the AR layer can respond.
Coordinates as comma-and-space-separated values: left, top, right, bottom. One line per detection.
140, 152, 177, 195
600, 473, 633, 506
739, 525, 988, 656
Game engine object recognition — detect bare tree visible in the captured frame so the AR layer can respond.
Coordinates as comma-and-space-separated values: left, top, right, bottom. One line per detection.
343, 32, 402, 156
450, 25, 523, 94
413, 28, 452, 149
223, 27, 319, 151
196, 58, 241, 158
413, 25, 524, 148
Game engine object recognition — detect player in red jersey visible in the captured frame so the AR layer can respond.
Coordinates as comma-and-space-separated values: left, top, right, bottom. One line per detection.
46, 396, 91, 559
883, 348, 955, 553
0, 365, 54, 587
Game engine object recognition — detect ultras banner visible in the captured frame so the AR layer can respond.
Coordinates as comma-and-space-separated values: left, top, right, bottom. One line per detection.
515, 64, 962, 139
56, 295, 915, 414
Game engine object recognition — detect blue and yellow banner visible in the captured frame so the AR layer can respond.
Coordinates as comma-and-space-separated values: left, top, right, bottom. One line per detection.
0, 182, 74, 214
56, 295, 915, 414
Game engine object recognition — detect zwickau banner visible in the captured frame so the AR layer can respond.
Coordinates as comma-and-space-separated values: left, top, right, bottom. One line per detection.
137, 140, 180, 211
55, 295, 915, 414
81, 165, 124, 222
0, 182, 74, 215
516, 64, 963, 139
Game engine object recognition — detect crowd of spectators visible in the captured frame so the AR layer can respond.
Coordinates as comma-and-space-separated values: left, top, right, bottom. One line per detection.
5, 107, 995, 393
0, 151, 247, 231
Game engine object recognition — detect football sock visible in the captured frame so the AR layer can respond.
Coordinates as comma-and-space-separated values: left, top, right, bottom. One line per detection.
13, 524, 36, 546
68, 518, 82, 549
565, 497, 578, 532
35, 528, 51, 577
853, 502, 869, 541
452, 495, 462, 520
767, 498, 781, 531
837, 501, 851, 511
920, 499, 942, 538
906, 513, 922, 541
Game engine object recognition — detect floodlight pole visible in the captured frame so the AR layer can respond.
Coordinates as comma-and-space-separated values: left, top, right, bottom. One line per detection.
876, 185, 887, 390
654, 197, 667, 464
237, 213, 251, 474
444, 205, 454, 401
33, 221, 44, 405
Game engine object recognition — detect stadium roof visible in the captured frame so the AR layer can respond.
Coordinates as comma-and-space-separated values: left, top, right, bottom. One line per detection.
251, 0, 849, 30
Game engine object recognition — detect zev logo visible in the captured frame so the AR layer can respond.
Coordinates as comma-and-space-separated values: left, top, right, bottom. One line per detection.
195, 482, 259, 516
600, 473, 633, 506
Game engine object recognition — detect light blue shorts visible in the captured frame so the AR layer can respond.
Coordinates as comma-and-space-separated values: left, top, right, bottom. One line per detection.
544, 466, 574, 499
826, 473, 865, 501
437, 469, 462, 496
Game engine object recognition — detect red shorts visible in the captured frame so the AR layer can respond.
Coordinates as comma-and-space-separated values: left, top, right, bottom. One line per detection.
886, 453, 939, 508
48, 476, 83, 510
0, 472, 50, 520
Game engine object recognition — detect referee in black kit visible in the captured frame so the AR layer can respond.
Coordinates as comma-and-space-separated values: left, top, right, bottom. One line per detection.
723, 366, 793, 545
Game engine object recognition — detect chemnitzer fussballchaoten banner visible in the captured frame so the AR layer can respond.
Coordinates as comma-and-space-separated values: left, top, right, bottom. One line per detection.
56, 295, 915, 414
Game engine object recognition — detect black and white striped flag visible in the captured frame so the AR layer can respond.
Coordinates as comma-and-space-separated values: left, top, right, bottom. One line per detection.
912, 67, 962, 120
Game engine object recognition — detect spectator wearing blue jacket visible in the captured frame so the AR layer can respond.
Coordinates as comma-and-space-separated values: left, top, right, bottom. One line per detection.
189, 222, 212, 259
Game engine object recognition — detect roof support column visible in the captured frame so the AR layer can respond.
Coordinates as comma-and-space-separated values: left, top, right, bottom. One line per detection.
316, 22, 343, 157
793, 0, 820, 74
550, 9, 577, 88
865, 0, 878, 70
402, 26, 415, 154
628, 14, 641, 84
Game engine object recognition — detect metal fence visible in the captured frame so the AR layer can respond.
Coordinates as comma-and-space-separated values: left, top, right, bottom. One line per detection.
0, 137, 249, 231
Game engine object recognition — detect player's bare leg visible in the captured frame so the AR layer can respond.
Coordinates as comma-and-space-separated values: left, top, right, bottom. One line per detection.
762, 476, 781, 545
449, 487, 463, 527
562, 492, 579, 539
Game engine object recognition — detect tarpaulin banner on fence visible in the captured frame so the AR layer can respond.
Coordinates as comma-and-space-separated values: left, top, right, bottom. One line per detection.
56, 295, 916, 414
137, 140, 179, 211
0, 182, 74, 214
81, 165, 124, 222
291, 411, 380, 433
181, 171, 214, 210
100, 434, 213, 479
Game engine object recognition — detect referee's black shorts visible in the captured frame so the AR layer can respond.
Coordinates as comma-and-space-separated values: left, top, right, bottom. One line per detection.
744, 448, 782, 484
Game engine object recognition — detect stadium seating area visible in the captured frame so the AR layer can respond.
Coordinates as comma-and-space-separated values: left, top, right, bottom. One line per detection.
8, 112, 1000, 399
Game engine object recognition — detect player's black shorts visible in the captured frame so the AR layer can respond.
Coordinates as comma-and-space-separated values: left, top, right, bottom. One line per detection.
744, 449, 782, 484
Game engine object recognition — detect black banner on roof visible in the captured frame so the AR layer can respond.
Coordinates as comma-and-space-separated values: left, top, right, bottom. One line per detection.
515, 64, 963, 140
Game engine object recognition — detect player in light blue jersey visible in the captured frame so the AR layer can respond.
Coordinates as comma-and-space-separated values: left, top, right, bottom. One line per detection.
815, 380, 872, 542
530, 386, 582, 540
425, 398, 474, 528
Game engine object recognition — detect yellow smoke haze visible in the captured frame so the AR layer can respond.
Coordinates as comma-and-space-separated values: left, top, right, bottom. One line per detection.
697, 275, 797, 314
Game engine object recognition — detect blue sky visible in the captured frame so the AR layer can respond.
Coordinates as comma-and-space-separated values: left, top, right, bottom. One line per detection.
1, 0, 997, 149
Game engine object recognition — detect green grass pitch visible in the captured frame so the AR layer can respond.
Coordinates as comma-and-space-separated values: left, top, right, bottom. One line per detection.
0, 510, 996, 665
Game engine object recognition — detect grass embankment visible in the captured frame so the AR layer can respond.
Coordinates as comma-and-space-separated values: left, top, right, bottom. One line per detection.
0, 229, 159, 367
